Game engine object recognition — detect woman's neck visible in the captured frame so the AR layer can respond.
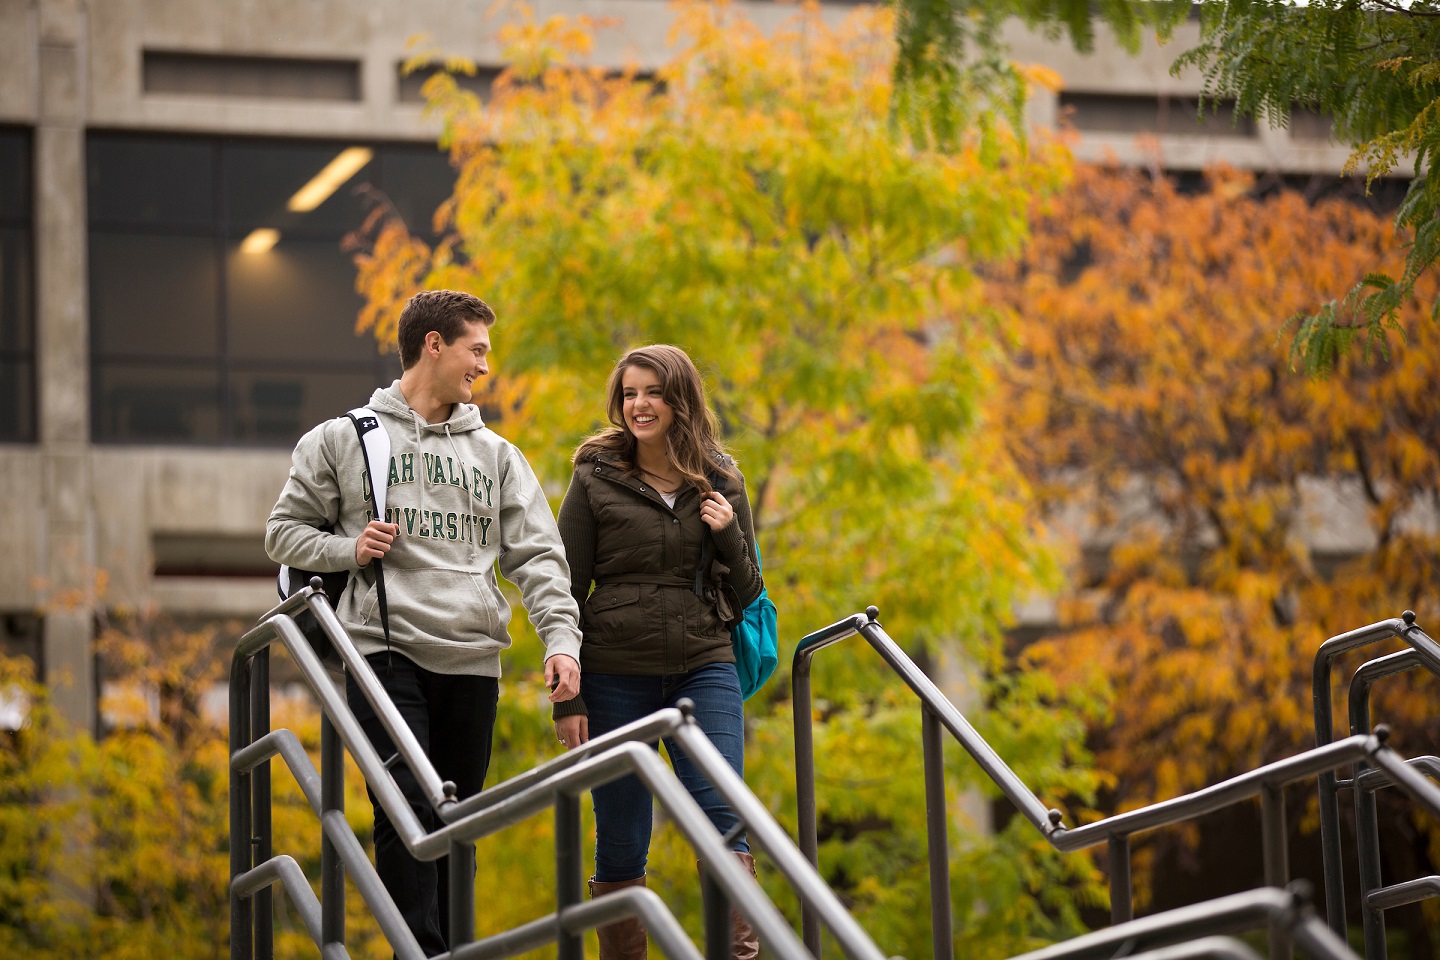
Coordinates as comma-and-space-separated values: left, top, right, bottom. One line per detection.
634, 442, 679, 487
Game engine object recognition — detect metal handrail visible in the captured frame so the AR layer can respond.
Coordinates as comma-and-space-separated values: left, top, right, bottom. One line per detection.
1001, 886, 1355, 960
1118, 941, 1264, 960
1352, 755, 1440, 794
792, 607, 1440, 960
231, 585, 891, 960
1344, 647, 1440, 959
1310, 610, 1440, 943
230, 669, 707, 960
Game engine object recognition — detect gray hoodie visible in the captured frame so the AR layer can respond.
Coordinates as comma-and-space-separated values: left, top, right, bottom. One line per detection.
265, 382, 582, 676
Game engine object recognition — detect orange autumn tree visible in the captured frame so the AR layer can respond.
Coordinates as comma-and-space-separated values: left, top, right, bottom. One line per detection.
990, 163, 1440, 946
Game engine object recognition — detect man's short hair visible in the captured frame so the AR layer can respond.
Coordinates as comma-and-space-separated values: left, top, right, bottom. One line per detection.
397, 290, 497, 369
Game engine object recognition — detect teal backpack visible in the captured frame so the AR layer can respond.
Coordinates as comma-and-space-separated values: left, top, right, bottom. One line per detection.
697, 466, 779, 700
732, 543, 779, 700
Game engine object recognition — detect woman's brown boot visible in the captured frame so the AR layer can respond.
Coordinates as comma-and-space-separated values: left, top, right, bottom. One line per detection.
697, 852, 761, 959
729, 853, 760, 960
589, 876, 648, 960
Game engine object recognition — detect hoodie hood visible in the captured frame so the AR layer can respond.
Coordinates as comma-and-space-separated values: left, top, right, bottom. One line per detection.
370, 381, 485, 434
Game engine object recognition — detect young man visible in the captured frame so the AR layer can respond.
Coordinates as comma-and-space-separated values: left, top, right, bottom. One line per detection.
265, 289, 581, 956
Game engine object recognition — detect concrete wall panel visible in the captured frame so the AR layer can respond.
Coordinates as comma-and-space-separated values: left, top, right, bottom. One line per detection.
0, 1, 37, 123
0, 448, 45, 610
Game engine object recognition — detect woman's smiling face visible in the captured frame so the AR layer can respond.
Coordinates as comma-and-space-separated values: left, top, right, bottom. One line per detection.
621, 364, 674, 446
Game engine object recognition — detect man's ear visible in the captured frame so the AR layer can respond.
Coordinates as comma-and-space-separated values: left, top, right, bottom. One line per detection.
425, 330, 443, 356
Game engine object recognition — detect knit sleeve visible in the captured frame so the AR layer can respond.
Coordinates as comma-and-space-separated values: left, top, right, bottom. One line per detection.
552, 468, 595, 720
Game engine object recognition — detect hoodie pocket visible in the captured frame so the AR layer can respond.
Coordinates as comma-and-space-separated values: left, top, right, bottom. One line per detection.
369, 566, 502, 643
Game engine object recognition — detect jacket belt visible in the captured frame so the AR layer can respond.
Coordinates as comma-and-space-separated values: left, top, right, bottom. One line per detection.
596, 575, 703, 589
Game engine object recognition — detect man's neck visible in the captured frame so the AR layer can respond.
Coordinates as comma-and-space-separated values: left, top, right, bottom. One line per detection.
397, 372, 454, 425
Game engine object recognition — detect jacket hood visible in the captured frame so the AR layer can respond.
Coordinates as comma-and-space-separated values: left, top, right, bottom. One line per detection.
369, 381, 485, 433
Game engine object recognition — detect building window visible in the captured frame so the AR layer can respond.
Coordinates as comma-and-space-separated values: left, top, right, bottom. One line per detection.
143, 51, 363, 102
88, 133, 455, 445
1059, 93, 1257, 138
396, 63, 502, 104
0, 128, 34, 443
1289, 107, 1335, 143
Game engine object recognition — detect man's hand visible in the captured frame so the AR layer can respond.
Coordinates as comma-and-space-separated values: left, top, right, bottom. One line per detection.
356, 520, 399, 566
555, 714, 588, 751
545, 654, 580, 702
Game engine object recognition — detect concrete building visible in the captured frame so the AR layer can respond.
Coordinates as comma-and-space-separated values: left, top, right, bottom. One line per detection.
0, 0, 1369, 730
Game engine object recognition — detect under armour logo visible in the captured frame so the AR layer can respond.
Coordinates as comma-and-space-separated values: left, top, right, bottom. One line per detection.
357, 416, 379, 432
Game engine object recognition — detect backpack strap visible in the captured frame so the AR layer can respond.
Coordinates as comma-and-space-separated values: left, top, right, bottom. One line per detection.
694, 468, 727, 597
346, 407, 394, 662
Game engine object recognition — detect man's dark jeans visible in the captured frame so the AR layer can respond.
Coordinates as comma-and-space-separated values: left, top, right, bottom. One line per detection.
346, 652, 499, 957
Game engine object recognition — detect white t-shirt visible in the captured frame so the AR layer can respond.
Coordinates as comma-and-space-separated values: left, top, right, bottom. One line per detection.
661, 490, 678, 508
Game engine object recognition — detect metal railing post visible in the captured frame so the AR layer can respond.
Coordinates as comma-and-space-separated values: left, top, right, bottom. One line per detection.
1109, 834, 1133, 925
793, 641, 823, 956
702, 861, 732, 960
251, 648, 273, 960
923, 705, 954, 960
1347, 654, 1419, 960
321, 713, 345, 949
1352, 774, 1385, 960
448, 787, 476, 954
556, 790, 584, 960
230, 652, 254, 960
1311, 611, 1440, 940
1260, 783, 1291, 960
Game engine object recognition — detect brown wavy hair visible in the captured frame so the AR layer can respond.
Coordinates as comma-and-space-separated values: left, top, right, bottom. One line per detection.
574, 345, 736, 492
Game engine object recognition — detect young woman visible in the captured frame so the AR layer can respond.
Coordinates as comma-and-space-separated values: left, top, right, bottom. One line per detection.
553, 344, 764, 960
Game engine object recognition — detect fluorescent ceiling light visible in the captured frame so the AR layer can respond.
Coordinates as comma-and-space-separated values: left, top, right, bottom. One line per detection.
240, 228, 280, 254
287, 146, 373, 212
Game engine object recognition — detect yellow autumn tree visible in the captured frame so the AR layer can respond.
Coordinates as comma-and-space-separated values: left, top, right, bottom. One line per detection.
348, 2, 1107, 956
991, 162, 1440, 952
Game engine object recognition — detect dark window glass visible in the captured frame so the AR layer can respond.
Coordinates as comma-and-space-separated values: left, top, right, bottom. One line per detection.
90, 233, 219, 359
0, 128, 34, 444
377, 147, 455, 237
225, 238, 370, 361
1290, 107, 1334, 143
1059, 93, 1256, 138
225, 141, 372, 234
0, 359, 34, 441
396, 64, 501, 105
92, 363, 222, 443
89, 133, 443, 446
231, 367, 390, 444
0, 132, 29, 222
87, 136, 215, 228
0, 227, 33, 352
144, 52, 362, 102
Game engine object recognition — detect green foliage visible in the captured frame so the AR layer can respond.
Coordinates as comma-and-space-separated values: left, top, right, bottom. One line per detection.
892, 0, 1440, 374
892, 0, 1189, 150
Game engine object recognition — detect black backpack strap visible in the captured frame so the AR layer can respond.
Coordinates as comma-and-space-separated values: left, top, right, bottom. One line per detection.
347, 411, 393, 666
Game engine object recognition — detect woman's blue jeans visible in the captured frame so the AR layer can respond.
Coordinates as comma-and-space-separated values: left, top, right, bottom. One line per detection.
584, 661, 749, 882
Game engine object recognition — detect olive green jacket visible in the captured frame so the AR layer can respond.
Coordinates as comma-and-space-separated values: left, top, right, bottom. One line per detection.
553, 453, 763, 717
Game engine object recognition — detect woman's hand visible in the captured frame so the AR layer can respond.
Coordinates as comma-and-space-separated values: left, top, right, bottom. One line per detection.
699, 491, 735, 531
555, 715, 588, 751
